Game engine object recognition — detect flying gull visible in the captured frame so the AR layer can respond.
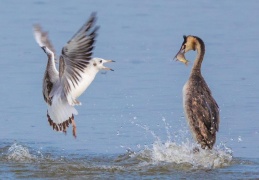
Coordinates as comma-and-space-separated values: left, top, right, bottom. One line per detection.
33, 13, 114, 138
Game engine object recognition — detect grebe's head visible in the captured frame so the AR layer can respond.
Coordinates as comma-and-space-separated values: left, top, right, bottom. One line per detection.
174, 35, 203, 66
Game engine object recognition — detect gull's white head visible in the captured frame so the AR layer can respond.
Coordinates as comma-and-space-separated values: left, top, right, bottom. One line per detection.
92, 58, 115, 71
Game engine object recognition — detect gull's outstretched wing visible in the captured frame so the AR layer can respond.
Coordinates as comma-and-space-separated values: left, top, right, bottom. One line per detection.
33, 24, 56, 58
33, 24, 59, 105
59, 12, 99, 105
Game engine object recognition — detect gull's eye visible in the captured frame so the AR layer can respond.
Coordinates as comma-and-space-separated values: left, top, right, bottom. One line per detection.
99, 60, 102, 63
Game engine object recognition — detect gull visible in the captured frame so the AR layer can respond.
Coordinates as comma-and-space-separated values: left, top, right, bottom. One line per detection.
33, 13, 114, 138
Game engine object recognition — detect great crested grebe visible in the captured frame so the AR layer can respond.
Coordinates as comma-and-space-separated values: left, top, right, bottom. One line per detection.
174, 35, 219, 149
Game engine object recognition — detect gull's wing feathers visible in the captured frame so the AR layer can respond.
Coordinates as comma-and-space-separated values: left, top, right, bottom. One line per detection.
59, 13, 99, 104
33, 25, 59, 105
43, 70, 56, 105
33, 24, 56, 56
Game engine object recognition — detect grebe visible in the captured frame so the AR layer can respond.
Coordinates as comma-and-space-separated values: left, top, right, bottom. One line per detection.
175, 35, 219, 149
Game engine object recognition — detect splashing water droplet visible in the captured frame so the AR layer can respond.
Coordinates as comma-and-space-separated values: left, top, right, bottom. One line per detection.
238, 136, 242, 142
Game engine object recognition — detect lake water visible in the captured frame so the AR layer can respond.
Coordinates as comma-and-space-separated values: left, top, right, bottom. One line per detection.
0, 0, 259, 179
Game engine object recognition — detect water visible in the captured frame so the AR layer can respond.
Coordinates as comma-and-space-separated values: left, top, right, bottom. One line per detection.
1, 0, 259, 179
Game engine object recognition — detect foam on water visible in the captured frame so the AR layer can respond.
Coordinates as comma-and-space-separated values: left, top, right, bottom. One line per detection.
7, 143, 36, 162
145, 140, 232, 169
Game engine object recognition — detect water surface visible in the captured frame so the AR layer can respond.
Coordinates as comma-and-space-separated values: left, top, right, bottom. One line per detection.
0, 0, 259, 179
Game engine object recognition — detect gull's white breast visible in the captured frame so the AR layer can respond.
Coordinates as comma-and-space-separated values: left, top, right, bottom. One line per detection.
69, 66, 99, 99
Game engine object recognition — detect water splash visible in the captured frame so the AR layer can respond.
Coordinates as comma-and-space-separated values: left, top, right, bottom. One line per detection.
128, 117, 233, 169
7, 143, 36, 162
148, 140, 232, 169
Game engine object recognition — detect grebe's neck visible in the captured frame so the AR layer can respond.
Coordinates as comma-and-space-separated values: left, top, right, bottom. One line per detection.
191, 37, 205, 74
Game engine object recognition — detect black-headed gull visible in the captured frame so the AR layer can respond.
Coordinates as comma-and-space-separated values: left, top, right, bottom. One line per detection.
33, 13, 114, 138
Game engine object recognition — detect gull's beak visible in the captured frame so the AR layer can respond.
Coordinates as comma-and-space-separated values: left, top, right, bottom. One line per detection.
103, 59, 115, 71
174, 48, 189, 66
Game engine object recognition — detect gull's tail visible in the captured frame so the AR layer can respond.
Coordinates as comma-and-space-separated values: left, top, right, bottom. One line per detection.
47, 95, 78, 132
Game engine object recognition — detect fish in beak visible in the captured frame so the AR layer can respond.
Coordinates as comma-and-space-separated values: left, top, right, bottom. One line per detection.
174, 48, 189, 66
